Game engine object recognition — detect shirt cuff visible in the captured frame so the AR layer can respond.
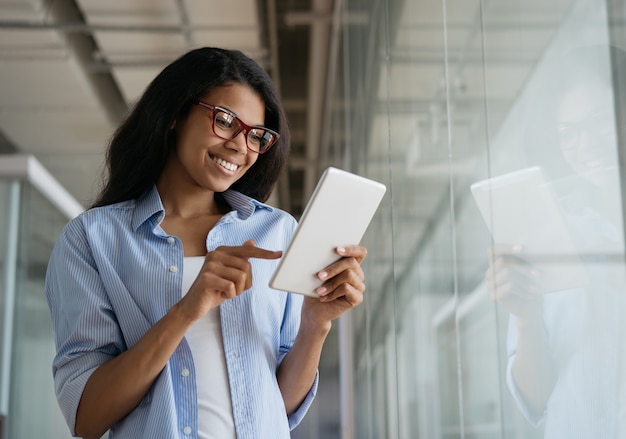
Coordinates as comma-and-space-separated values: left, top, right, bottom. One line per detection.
506, 354, 546, 427
287, 370, 319, 430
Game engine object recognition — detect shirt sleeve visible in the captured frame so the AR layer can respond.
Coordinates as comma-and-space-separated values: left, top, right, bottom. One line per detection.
276, 291, 319, 430
505, 316, 547, 427
44, 218, 126, 436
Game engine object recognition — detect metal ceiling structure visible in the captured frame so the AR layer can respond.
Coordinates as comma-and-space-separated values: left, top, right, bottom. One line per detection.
0, 0, 583, 237
0, 0, 331, 217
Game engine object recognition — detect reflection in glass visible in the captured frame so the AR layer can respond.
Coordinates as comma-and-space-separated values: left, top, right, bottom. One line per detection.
483, 45, 626, 438
338, 0, 626, 438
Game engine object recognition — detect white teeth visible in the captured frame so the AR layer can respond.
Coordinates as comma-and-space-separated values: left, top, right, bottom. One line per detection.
213, 156, 239, 171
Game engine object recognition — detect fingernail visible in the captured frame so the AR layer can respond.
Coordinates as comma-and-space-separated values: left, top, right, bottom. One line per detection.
318, 271, 328, 280
337, 247, 346, 254
316, 286, 327, 295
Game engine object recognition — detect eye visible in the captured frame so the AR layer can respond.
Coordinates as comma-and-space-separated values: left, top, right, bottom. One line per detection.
247, 129, 265, 145
588, 109, 616, 137
557, 124, 578, 145
214, 111, 235, 129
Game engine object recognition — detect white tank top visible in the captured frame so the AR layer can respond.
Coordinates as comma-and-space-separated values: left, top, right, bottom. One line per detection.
182, 257, 236, 439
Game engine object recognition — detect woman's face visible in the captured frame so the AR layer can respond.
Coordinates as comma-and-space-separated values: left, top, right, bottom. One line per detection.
556, 79, 618, 188
172, 83, 265, 193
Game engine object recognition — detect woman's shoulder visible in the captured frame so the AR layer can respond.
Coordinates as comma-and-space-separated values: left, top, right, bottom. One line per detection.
77, 199, 136, 224
61, 199, 137, 237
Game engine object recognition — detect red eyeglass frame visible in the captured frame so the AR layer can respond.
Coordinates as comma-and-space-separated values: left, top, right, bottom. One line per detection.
194, 100, 280, 154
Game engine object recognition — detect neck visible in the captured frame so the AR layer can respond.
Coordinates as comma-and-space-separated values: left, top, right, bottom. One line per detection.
157, 175, 224, 220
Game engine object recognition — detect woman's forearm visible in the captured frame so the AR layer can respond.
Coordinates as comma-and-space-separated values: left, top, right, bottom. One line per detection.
510, 318, 556, 416
276, 319, 331, 414
75, 303, 195, 439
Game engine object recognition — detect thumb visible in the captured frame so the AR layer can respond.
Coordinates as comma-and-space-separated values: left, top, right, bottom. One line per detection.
243, 239, 256, 247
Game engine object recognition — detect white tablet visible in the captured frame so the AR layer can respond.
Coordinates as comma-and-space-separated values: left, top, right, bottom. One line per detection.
269, 167, 386, 298
470, 166, 587, 293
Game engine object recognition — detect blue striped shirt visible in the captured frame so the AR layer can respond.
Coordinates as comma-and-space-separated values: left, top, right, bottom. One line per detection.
44, 186, 318, 439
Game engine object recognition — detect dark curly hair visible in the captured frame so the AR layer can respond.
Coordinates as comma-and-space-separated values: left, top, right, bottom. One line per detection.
92, 47, 290, 207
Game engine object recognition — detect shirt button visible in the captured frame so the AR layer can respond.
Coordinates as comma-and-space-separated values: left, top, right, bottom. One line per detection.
181, 368, 190, 377
167, 236, 175, 244
169, 265, 178, 273
183, 426, 192, 435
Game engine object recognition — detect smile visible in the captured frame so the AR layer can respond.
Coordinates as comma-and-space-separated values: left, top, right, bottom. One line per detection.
212, 155, 239, 172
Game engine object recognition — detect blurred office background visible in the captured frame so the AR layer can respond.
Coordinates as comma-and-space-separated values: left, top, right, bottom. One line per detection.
2, 0, 626, 438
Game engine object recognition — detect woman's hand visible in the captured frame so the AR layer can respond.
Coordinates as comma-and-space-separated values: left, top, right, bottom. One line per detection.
177, 240, 282, 322
485, 244, 545, 322
301, 245, 367, 327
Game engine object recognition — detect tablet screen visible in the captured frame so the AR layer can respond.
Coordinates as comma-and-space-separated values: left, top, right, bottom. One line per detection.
269, 167, 386, 297
471, 166, 588, 293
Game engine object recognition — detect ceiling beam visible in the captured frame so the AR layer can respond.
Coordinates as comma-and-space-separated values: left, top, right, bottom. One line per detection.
41, 0, 127, 126
0, 20, 251, 33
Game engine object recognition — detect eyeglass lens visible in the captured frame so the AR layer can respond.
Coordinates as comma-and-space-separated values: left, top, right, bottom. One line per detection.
213, 109, 276, 152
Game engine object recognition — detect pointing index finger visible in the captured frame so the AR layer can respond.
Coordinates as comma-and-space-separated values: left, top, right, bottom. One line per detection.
228, 245, 283, 261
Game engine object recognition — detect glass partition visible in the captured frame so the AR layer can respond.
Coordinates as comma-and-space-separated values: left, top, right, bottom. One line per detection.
0, 155, 81, 439
323, 0, 626, 438
9, 185, 74, 439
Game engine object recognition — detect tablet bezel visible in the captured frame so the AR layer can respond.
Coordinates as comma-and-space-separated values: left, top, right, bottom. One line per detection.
269, 167, 386, 298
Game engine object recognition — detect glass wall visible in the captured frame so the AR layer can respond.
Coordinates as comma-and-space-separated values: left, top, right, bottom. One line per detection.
0, 157, 77, 439
320, 0, 626, 438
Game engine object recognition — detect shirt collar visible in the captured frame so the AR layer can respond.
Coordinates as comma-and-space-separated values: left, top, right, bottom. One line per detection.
132, 185, 165, 232
131, 185, 273, 231
221, 189, 274, 220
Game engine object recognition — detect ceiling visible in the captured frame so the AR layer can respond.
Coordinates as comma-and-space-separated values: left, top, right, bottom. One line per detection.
0, 0, 593, 221
0, 0, 328, 217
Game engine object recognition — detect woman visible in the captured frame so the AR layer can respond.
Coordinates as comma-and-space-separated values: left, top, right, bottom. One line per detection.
45, 47, 367, 439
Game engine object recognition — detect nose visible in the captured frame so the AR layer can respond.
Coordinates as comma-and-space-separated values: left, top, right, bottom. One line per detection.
225, 129, 248, 153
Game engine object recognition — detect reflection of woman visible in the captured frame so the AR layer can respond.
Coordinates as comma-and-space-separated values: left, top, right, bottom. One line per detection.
45, 48, 367, 439
487, 46, 626, 438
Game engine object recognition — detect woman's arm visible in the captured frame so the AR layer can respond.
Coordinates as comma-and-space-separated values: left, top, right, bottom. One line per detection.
277, 245, 366, 413
486, 245, 557, 416
75, 304, 194, 439
509, 316, 556, 416
275, 315, 331, 413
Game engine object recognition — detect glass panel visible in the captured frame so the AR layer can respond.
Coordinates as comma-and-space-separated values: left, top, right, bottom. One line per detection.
0, 179, 14, 436
334, 0, 626, 437
476, 2, 625, 438
8, 183, 72, 438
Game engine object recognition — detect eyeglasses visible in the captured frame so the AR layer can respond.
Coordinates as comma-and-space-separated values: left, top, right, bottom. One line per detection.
194, 101, 280, 154
557, 107, 616, 151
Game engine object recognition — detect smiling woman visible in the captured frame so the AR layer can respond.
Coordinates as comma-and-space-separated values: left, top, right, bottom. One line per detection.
161, 83, 268, 199
43, 47, 368, 439
91, 48, 290, 208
